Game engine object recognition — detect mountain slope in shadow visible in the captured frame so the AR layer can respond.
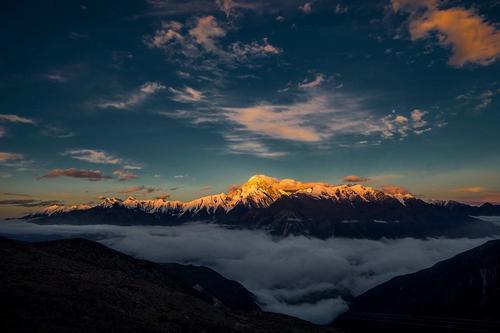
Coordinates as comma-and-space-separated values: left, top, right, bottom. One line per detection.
334, 239, 500, 333
0, 236, 339, 333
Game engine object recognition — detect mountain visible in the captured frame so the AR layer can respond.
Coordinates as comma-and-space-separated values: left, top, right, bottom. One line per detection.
0, 236, 339, 333
334, 239, 500, 333
25, 175, 500, 239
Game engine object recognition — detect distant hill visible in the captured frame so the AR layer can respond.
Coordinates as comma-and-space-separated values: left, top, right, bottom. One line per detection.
0, 236, 338, 333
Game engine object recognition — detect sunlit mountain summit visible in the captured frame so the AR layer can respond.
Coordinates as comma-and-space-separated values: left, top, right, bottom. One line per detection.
27, 175, 500, 239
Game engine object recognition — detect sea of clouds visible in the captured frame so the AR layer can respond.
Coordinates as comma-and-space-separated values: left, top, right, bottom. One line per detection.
1, 218, 499, 324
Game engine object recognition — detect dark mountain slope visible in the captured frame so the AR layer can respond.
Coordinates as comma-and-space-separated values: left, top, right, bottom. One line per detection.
335, 239, 500, 332
0, 236, 338, 333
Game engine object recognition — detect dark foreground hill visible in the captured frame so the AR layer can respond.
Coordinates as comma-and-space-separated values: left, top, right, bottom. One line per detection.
334, 239, 500, 333
0, 236, 339, 333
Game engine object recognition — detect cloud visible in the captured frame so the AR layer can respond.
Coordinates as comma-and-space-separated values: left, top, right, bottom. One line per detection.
41, 126, 75, 138
118, 186, 159, 194
145, 16, 281, 68
147, 20, 185, 49
123, 165, 142, 170
474, 90, 498, 111
1, 192, 32, 197
113, 169, 139, 181
215, 0, 266, 17
298, 74, 324, 89
189, 16, 226, 52
381, 184, 411, 195
174, 174, 188, 179
0, 152, 24, 163
381, 110, 431, 138
455, 186, 485, 193
0, 222, 496, 324
44, 73, 69, 83
224, 134, 287, 158
0, 199, 64, 208
335, 4, 348, 14
222, 94, 427, 143
169, 86, 204, 103
230, 38, 282, 59
98, 82, 165, 109
0, 126, 6, 138
299, 2, 313, 14
0, 114, 37, 125
199, 186, 213, 192
39, 168, 111, 181
342, 175, 370, 183
62, 149, 122, 164
392, 0, 500, 67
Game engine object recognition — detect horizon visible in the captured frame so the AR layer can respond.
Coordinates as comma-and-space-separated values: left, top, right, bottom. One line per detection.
1, 0, 500, 219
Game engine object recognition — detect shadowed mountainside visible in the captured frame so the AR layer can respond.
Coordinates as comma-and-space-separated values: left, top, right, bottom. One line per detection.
0, 236, 339, 333
334, 239, 500, 332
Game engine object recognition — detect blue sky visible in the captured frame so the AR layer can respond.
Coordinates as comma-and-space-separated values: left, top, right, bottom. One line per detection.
1, 0, 499, 216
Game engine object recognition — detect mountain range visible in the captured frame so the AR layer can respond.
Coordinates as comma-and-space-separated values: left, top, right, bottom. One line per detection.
25, 175, 500, 239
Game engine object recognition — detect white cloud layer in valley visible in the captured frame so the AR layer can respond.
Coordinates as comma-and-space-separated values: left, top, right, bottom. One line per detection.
1, 220, 498, 324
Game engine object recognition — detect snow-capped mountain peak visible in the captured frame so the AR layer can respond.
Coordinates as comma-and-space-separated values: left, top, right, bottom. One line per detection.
33, 174, 415, 216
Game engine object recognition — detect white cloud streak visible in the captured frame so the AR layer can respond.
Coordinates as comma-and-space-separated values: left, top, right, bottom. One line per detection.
99, 82, 165, 109
63, 149, 122, 165
0, 114, 37, 125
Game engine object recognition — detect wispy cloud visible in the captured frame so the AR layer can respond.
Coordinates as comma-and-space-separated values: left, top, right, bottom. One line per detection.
392, 0, 500, 67
41, 126, 75, 138
123, 165, 142, 170
62, 149, 122, 165
0, 114, 37, 125
299, 2, 314, 14
0, 199, 64, 207
342, 175, 370, 183
381, 184, 411, 195
113, 169, 139, 181
118, 185, 159, 194
0, 152, 24, 163
222, 93, 431, 143
298, 73, 324, 89
39, 168, 111, 181
224, 134, 287, 158
169, 86, 204, 103
98, 82, 165, 109
145, 16, 282, 68
189, 16, 226, 52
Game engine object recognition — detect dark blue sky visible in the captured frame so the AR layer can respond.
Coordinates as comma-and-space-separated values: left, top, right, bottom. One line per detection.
1, 0, 499, 216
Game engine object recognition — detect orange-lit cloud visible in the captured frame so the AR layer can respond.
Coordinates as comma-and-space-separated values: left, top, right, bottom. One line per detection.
118, 185, 159, 194
40, 168, 111, 181
392, 0, 500, 67
189, 16, 226, 52
200, 186, 213, 192
455, 186, 485, 193
343, 175, 370, 183
0, 152, 24, 163
381, 184, 411, 195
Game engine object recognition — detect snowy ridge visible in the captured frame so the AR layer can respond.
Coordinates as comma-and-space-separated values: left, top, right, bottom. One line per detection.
33, 174, 415, 216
